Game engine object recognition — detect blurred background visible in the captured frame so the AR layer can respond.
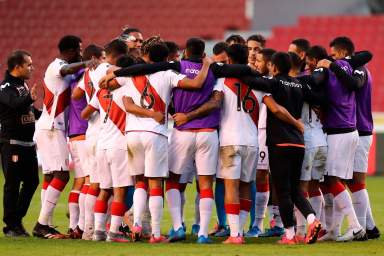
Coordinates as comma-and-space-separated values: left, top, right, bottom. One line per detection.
0, 0, 383, 174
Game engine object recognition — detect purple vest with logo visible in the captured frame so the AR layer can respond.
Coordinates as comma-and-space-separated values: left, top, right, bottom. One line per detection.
356, 67, 373, 133
323, 60, 356, 130
172, 60, 218, 130
68, 72, 88, 136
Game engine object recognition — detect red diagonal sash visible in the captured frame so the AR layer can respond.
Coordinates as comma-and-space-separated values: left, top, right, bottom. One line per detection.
97, 89, 126, 134
131, 75, 166, 113
43, 83, 70, 117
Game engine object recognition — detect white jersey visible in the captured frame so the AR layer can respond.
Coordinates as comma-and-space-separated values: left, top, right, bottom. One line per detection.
301, 102, 327, 148
78, 63, 110, 138
116, 70, 186, 136
89, 85, 127, 150
36, 58, 71, 131
215, 78, 265, 146
258, 103, 267, 129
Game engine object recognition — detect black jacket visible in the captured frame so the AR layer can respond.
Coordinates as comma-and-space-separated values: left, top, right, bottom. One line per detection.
0, 71, 39, 142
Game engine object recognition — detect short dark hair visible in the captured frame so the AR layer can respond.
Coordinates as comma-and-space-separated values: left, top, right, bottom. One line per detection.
329, 36, 355, 55
149, 42, 169, 62
165, 41, 179, 54
121, 27, 141, 35
306, 45, 328, 61
247, 34, 266, 47
213, 42, 228, 55
271, 52, 291, 75
291, 38, 310, 53
104, 39, 128, 57
116, 54, 136, 68
259, 48, 276, 63
288, 52, 302, 71
58, 35, 82, 53
83, 44, 104, 61
227, 44, 248, 64
225, 34, 246, 45
186, 38, 205, 58
7, 50, 31, 71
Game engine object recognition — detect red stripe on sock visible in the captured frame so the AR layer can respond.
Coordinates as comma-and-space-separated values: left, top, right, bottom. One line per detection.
94, 200, 108, 213
42, 180, 50, 190
330, 182, 345, 197
81, 184, 90, 194
110, 201, 126, 216
319, 183, 330, 195
240, 198, 252, 211
256, 183, 269, 192
308, 189, 322, 198
68, 191, 80, 203
50, 178, 67, 191
135, 181, 148, 190
200, 189, 214, 199
87, 187, 100, 197
348, 183, 366, 193
225, 203, 240, 215
149, 188, 163, 197
166, 181, 180, 191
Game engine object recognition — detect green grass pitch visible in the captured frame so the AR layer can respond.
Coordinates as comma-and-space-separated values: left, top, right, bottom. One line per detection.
0, 174, 383, 256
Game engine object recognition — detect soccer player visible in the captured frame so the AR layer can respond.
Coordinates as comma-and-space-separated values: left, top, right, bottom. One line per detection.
247, 34, 266, 70
33, 35, 96, 239
119, 27, 143, 59
212, 42, 229, 64
165, 41, 180, 62
110, 39, 212, 243
225, 34, 246, 45
288, 38, 310, 61
241, 52, 321, 245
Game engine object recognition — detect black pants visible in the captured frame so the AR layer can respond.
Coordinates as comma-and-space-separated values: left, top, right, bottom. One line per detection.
1, 143, 39, 228
269, 146, 315, 228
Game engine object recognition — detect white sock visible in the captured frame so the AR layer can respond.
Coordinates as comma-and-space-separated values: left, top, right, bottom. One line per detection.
334, 190, 361, 230
149, 196, 163, 238
272, 205, 283, 228
68, 190, 80, 230
180, 191, 186, 223
78, 186, 88, 231
294, 205, 306, 236
366, 199, 376, 230
194, 193, 200, 225
332, 200, 344, 236
38, 183, 64, 225
285, 226, 295, 240
351, 189, 368, 229
41, 187, 53, 226
254, 191, 269, 230
94, 213, 107, 231
267, 205, 274, 223
239, 210, 249, 236
198, 198, 213, 238
166, 188, 182, 230
109, 215, 123, 233
227, 213, 240, 237
309, 195, 324, 220
84, 193, 98, 233
323, 193, 334, 231
306, 213, 316, 224
133, 188, 147, 226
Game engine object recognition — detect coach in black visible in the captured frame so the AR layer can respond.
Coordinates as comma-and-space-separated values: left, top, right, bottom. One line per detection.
0, 50, 39, 237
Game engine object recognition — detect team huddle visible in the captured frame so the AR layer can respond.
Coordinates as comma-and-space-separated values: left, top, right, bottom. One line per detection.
29, 28, 380, 245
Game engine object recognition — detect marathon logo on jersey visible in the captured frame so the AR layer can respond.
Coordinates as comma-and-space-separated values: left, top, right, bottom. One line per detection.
185, 68, 200, 75
16, 85, 28, 97
279, 80, 302, 88
21, 111, 35, 124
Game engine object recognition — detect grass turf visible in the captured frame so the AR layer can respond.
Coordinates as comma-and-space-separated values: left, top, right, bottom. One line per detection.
0, 174, 383, 256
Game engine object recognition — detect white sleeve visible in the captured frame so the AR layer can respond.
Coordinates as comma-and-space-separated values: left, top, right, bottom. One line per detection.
168, 70, 186, 88
89, 92, 99, 110
53, 59, 67, 78
213, 79, 224, 92
254, 90, 270, 105
115, 77, 130, 87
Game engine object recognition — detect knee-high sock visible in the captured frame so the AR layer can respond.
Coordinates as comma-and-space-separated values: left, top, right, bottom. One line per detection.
94, 199, 108, 231
309, 189, 324, 227
366, 197, 376, 230
215, 180, 226, 227
110, 201, 126, 233
239, 199, 252, 236
149, 188, 163, 238
41, 180, 53, 226
194, 192, 200, 225
331, 182, 361, 231
84, 187, 99, 233
78, 184, 89, 231
133, 182, 148, 226
38, 178, 67, 225
165, 181, 182, 230
253, 182, 269, 231
348, 183, 368, 229
68, 190, 80, 230
180, 191, 186, 223
198, 189, 214, 238
322, 190, 334, 231
225, 203, 240, 237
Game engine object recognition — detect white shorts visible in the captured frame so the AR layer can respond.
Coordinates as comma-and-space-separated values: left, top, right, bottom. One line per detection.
34, 129, 69, 174
96, 148, 133, 189
126, 132, 168, 178
301, 146, 327, 181
68, 139, 88, 178
326, 131, 359, 180
354, 135, 372, 173
257, 129, 269, 170
169, 129, 218, 176
217, 145, 258, 182
84, 136, 99, 183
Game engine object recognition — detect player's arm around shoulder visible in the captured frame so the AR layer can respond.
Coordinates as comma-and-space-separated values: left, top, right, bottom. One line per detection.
177, 56, 214, 89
